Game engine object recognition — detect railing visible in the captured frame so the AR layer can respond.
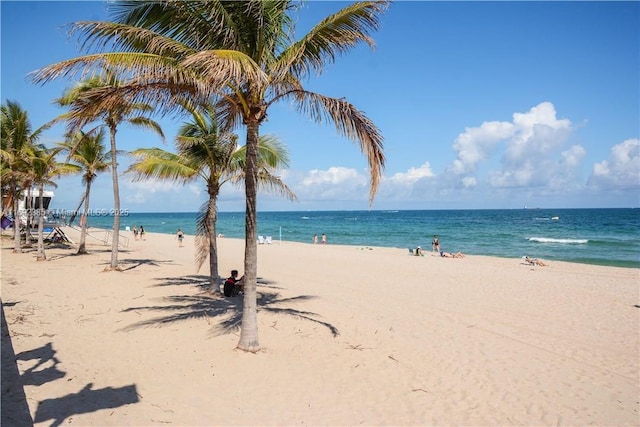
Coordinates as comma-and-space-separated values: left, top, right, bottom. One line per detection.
65, 224, 129, 248
104, 230, 130, 248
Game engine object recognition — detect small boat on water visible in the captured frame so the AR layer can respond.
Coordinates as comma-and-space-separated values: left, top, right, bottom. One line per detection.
551, 216, 560, 220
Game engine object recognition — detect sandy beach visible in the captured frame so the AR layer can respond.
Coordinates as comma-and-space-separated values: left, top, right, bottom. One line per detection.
1, 226, 638, 426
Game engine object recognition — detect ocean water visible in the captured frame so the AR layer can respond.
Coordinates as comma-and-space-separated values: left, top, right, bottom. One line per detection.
75, 208, 639, 269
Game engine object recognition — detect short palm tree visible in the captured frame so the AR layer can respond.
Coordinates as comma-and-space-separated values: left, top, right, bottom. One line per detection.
27, 146, 79, 260
51, 74, 165, 270
126, 102, 296, 288
0, 100, 49, 252
30, 0, 387, 352
58, 129, 111, 254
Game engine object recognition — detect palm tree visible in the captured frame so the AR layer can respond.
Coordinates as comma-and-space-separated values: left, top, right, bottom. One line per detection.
27, 146, 79, 260
54, 75, 165, 270
58, 129, 111, 254
126, 102, 296, 289
30, 0, 387, 352
0, 100, 49, 252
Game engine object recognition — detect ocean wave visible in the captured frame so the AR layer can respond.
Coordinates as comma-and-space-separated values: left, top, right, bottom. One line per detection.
528, 237, 589, 244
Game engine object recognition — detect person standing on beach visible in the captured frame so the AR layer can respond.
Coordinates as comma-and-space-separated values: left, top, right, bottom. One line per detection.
321, 233, 327, 244
176, 228, 184, 247
432, 235, 440, 253
132, 226, 138, 241
140, 226, 146, 240
313, 234, 318, 244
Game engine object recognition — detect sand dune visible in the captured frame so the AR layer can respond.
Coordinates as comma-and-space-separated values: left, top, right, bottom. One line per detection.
1, 226, 638, 426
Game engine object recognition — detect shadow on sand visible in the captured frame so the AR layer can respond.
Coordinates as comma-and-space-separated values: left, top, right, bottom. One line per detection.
120, 275, 339, 337
1, 300, 32, 427
1, 300, 139, 427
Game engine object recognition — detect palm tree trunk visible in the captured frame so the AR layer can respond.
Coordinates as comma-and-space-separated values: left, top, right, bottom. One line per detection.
207, 194, 220, 290
77, 181, 92, 254
68, 193, 86, 225
108, 124, 121, 270
12, 189, 21, 253
238, 120, 260, 352
36, 184, 46, 261
25, 187, 33, 247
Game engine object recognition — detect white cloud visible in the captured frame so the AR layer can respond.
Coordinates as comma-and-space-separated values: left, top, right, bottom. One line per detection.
386, 162, 435, 185
561, 145, 587, 167
450, 120, 513, 174
461, 176, 477, 188
293, 167, 368, 201
589, 138, 640, 190
125, 179, 182, 199
301, 167, 366, 186
449, 102, 577, 190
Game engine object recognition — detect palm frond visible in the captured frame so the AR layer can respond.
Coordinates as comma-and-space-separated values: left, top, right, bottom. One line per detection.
126, 148, 198, 183
289, 90, 385, 203
194, 198, 215, 272
181, 49, 269, 91
69, 20, 195, 58
273, 1, 389, 81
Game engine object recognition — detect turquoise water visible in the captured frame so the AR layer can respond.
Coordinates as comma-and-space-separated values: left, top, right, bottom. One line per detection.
71, 208, 639, 268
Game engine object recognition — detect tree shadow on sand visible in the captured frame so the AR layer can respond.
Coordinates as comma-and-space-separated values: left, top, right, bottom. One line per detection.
120, 276, 339, 337
33, 383, 139, 427
18, 342, 139, 427
2, 302, 139, 427
1, 300, 32, 427
151, 274, 286, 292
113, 258, 177, 271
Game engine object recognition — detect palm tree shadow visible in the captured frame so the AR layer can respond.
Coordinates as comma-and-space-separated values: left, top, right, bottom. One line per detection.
33, 382, 139, 427
120, 276, 339, 337
2, 302, 138, 427
152, 274, 212, 291
215, 292, 340, 337
116, 258, 177, 271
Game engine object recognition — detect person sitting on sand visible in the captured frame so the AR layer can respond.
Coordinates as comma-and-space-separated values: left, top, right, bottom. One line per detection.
415, 246, 423, 256
223, 269, 244, 297
440, 250, 465, 258
523, 256, 547, 266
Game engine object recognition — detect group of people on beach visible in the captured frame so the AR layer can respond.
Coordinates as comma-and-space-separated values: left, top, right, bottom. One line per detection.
132, 225, 146, 241
414, 235, 465, 258
312, 233, 327, 244
415, 235, 547, 265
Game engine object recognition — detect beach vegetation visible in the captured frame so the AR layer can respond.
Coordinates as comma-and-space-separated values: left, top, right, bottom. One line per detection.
0, 100, 50, 252
24, 146, 80, 260
57, 129, 111, 255
29, 0, 387, 352
52, 74, 165, 270
127, 101, 296, 289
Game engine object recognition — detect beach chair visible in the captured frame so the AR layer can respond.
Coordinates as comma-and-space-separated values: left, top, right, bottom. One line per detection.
265, 236, 272, 244
408, 248, 414, 255
258, 235, 265, 244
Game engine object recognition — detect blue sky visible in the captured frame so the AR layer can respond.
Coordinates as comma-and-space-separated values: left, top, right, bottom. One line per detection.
2, 1, 639, 212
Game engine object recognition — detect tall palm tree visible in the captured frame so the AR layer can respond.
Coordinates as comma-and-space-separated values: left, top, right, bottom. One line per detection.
58, 129, 111, 254
126, 102, 296, 288
30, 0, 387, 351
0, 100, 49, 252
27, 146, 79, 260
54, 75, 165, 270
